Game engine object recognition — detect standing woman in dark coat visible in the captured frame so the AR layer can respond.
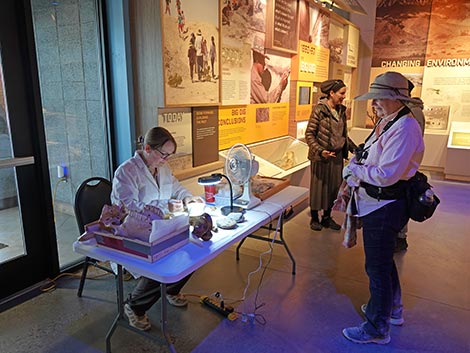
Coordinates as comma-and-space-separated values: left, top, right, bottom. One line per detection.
305, 79, 357, 231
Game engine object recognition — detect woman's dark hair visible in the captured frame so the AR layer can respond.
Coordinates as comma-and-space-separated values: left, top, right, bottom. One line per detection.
320, 79, 346, 95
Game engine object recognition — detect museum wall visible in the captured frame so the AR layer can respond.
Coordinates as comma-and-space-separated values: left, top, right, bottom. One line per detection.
128, 0, 362, 177
350, 1, 470, 172
128, 1, 470, 175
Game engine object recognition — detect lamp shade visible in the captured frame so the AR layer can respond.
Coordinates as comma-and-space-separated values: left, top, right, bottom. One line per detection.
198, 174, 223, 185
197, 173, 234, 212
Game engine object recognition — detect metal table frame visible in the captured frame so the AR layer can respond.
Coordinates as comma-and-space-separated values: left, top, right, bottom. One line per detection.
73, 186, 308, 352
236, 205, 297, 274
105, 267, 175, 353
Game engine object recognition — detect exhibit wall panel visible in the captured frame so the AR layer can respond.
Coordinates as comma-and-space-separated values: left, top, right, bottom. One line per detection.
354, 1, 470, 171
421, 133, 448, 170
128, 0, 367, 172
160, 0, 220, 106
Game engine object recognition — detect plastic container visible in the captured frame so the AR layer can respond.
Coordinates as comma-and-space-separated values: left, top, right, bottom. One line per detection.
204, 185, 216, 203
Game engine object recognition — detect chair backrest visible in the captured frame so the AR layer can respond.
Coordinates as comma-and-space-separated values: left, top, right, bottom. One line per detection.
74, 177, 112, 234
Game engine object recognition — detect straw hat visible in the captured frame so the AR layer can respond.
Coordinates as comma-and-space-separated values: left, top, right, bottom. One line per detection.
355, 71, 422, 104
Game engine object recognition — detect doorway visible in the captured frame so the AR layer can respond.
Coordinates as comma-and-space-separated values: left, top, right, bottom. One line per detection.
29, 0, 112, 269
0, 0, 112, 302
0, 0, 59, 301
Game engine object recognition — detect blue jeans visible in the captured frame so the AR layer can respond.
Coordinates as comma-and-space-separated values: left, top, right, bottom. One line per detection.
361, 198, 409, 337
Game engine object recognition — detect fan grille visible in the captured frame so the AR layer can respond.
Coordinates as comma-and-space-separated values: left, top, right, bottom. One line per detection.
225, 144, 252, 186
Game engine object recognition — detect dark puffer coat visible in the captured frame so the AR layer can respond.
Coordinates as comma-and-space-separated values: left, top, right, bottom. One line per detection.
305, 98, 357, 211
305, 98, 356, 162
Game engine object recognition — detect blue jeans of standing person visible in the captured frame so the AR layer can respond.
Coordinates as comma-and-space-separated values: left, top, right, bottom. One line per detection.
361, 198, 409, 337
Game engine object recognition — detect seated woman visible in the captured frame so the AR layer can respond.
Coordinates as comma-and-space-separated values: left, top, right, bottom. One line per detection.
111, 126, 203, 331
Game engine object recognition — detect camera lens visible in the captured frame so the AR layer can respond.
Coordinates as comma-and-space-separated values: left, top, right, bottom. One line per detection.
354, 143, 368, 163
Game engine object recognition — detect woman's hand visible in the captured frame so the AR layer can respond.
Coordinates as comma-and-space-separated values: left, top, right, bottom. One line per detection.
321, 150, 336, 159
183, 195, 205, 205
343, 163, 360, 187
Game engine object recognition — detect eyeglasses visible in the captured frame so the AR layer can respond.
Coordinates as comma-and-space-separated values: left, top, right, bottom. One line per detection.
155, 147, 173, 160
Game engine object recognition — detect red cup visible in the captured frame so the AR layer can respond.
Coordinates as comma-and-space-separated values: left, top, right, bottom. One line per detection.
204, 185, 216, 203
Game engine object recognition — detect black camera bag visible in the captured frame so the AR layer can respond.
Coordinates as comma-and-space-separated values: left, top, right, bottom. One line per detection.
406, 171, 440, 222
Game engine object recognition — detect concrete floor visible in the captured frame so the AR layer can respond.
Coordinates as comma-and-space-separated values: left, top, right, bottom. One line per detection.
0, 177, 469, 353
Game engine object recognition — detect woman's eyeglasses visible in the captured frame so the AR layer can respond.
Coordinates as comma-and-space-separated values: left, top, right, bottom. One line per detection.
155, 147, 173, 159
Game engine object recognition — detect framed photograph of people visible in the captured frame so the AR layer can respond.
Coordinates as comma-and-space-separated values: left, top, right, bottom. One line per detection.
265, 0, 299, 54
160, 0, 220, 106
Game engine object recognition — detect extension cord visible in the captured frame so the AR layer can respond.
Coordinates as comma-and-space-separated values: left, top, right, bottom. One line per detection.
200, 295, 237, 321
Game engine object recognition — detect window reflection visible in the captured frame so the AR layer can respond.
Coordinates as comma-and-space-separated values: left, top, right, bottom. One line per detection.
30, 0, 110, 268
0, 58, 26, 264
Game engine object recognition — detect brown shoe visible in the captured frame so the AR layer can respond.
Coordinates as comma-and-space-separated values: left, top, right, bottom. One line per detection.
310, 220, 322, 231
321, 217, 341, 230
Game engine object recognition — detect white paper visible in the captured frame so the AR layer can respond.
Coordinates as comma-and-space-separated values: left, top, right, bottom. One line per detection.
149, 214, 189, 243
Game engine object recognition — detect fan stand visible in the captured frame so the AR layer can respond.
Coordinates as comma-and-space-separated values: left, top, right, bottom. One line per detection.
233, 180, 261, 209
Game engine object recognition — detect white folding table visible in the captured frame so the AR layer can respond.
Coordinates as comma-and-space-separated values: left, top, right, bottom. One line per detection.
73, 185, 308, 352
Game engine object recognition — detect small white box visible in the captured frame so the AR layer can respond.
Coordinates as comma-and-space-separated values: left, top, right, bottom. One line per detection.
214, 194, 231, 207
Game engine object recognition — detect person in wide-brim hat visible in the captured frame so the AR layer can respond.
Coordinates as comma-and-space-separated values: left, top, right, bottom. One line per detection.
355, 71, 422, 104
341, 70, 426, 345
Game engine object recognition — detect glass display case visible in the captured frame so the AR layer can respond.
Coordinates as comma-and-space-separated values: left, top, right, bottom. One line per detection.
219, 136, 309, 179
445, 122, 470, 181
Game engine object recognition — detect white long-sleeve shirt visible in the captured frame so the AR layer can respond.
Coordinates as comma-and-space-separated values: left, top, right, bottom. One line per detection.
111, 151, 192, 211
346, 108, 425, 217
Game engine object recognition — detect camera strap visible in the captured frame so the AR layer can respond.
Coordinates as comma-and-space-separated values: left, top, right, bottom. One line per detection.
359, 106, 411, 157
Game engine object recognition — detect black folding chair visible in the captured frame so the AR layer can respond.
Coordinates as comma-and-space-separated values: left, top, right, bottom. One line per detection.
74, 177, 115, 297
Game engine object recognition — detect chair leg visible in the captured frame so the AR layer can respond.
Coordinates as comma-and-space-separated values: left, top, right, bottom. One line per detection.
77, 257, 91, 297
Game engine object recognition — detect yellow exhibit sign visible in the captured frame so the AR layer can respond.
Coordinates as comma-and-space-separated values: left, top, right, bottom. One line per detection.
291, 40, 330, 82
219, 104, 289, 150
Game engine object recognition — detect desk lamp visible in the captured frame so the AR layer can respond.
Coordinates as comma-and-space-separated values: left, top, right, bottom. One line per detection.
198, 173, 244, 216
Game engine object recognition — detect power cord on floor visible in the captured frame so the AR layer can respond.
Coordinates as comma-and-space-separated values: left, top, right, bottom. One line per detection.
231, 207, 284, 325
39, 261, 125, 293
39, 270, 112, 293
188, 207, 283, 321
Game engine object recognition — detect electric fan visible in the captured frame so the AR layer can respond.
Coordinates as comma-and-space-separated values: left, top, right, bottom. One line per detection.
225, 143, 261, 209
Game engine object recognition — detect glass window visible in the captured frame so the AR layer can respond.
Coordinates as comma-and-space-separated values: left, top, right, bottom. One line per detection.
30, 0, 110, 268
0, 56, 27, 264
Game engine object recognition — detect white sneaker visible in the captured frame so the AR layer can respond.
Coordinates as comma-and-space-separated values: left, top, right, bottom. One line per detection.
166, 293, 188, 307
124, 304, 151, 331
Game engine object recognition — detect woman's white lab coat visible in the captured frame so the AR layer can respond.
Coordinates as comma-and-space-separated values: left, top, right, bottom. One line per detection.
111, 151, 192, 211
